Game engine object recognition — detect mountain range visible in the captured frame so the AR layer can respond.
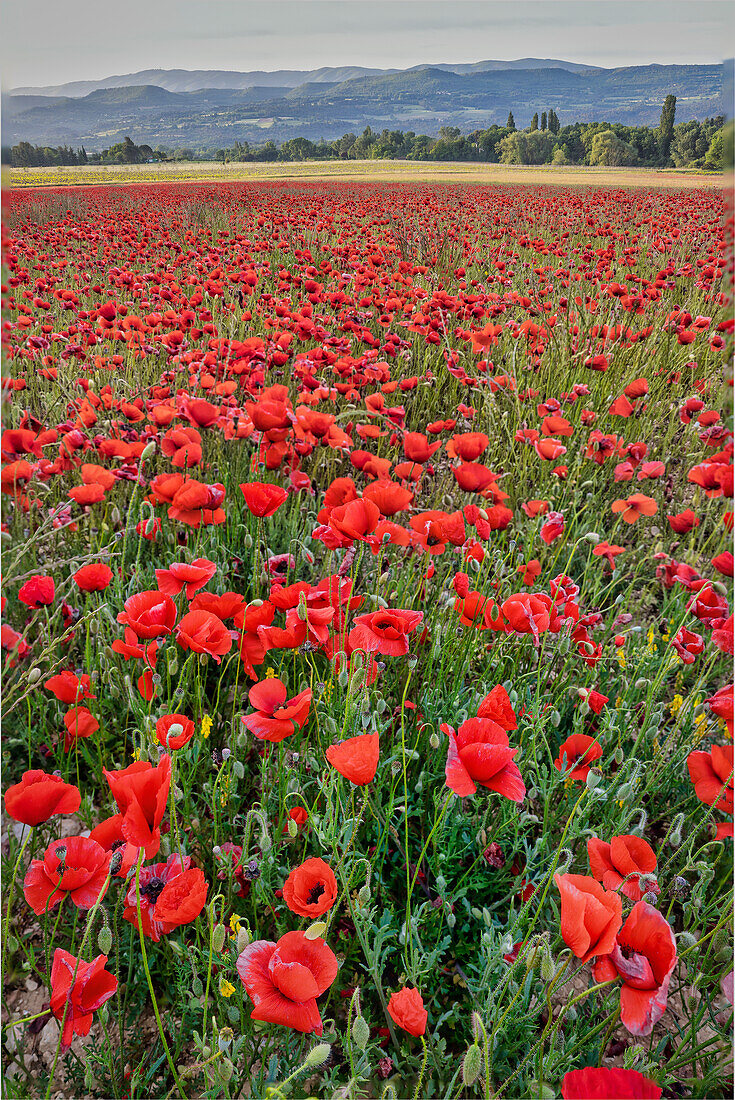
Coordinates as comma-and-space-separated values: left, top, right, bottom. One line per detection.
4, 58, 727, 152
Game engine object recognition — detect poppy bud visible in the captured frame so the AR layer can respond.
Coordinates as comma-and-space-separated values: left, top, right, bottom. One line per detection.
97, 923, 113, 955
218, 1057, 234, 1084
584, 532, 600, 543
28, 668, 42, 685
668, 813, 684, 847
140, 442, 156, 461
304, 921, 327, 940
352, 1015, 369, 1051
304, 1043, 331, 1068
585, 768, 601, 789
358, 884, 371, 907
212, 925, 226, 953
614, 746, 624, 764
236, 927, 250, 953
429, 732, 440, 750
635, 679, 649, 690
462, 1044, 482, 1087
287, 818, 298, 838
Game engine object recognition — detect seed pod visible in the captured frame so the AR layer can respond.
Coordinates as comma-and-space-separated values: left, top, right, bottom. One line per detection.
462, 1044, 482, 1087
304, 1042, 331, 1068
97, 924, 113, 955
351, 1014, 370, 1051
218, 1057, 234, 1083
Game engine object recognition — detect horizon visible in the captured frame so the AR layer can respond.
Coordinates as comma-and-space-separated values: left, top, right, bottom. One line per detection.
3, 0, 733, 91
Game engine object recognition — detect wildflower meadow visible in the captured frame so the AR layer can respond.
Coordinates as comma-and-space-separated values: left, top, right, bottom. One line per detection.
1, 179, 733, 1099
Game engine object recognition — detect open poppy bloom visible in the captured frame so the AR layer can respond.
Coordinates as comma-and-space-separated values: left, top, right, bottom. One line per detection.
587, 835, 658, 901
242, 678, 312, 742
554, 733, 603, 781
117, 590, 177, 639
561, 1066, 661, 1099
103, 754, 171, 858
88, 814, 140, 877
236, 930, 338, 1035
23, 836, 111, 915
44, 670, 96, 705
50, 949, 118, 1052
155, 558, 217, 599
592, 900, 677, 1036
156, 713, 196, 750
387, 986, 428, 1036
687, 744, 733, 825
326, 732, 379, 785
123, 854, 207, 940
706, 684, 733, 737
175, 609, 232, 663
442, 717, 525, 802
348, 608, 423, 656
18, 574, 55, 608
611, 494, 658, 524
554, 873, 622, 962
62, 706, 99, 751
4, 770, 81, 826
282, 857, 338, 918
73, 563, 113, 592
240, 481, 289, 517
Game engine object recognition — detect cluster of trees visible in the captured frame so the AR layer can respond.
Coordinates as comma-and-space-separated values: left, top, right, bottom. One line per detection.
4, 99, 729, 171
2, 136, 189, 167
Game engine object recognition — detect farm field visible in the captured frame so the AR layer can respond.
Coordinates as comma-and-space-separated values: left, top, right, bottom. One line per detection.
1, 178, 733, 1100
4, 159, 726, 190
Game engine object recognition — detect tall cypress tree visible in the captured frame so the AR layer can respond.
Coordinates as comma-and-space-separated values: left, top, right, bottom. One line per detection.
507, 111, 516, 131
658, 95, 677, 164
540, 111, 547, 131
530, 113, 539, 132
548, 109, 560, 135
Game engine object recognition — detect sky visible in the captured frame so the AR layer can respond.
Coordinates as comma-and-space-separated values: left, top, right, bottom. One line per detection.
2, 0, 733, 90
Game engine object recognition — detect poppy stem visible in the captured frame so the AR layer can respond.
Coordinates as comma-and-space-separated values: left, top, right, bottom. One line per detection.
412, 1035, 429, 1100
134, 849, 188, 1099
1, 825, 34, 981
596, 1005, 621, 1065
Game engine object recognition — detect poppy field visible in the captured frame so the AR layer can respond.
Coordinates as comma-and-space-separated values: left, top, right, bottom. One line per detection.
1, 179, 733, 1099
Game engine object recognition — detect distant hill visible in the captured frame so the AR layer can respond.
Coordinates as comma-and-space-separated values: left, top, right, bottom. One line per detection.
3, 59, 726, 152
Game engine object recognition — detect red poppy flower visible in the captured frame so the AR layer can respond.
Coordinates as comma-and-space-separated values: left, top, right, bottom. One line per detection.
592, 901, 677, 1036
282, 858, 338, 918
4, 770, 81, 826
62, 706, 99, 751
554, 873, 622, 963
155, 558, 217, 599
667, 509, 700, 534
103, 754, 171, 858
387, 987, 428, 1036
23, 836, 111, 915
477, 685, 518, 729
706, 684, 733, 737
122, 854, 202, 941
611, 494, 658, 524
326, 732, 379, 785
348, 608, 423, 656
117, 590, 177, 639
561, 1067, 661, 1099
175, 609, 232, 663
73, 563, 113, 592
50, 949, 118, 1052
687, 745, 733, 814
554, 734, 603, 781
44, 670, 96, 705
587, 835, 657, 901
442, 717, 525, 802
88, 814, 140, 877
236, 930, 338, 1035
239, 481, 288, 518
242, 678, 312, 742
18, 574, 55, 608
156, 713, 196, 750
499, 593, 552, 645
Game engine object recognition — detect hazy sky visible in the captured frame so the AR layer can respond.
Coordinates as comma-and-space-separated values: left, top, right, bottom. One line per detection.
3, 0, 732, 89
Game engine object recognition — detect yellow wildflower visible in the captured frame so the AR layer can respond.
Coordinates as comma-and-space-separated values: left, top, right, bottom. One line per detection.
219, 978, 236, 998
229, 913, 243, 936
670, 694, 684, 718
201, 714, 213, 740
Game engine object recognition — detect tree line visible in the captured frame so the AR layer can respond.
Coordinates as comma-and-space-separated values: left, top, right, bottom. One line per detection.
3, 99, 730, 170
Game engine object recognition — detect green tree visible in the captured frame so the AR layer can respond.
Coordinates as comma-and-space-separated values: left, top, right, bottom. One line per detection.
530, 113, 539, 132
540, 112, 547, 131
507, 112, 516, 131
499, 130, 554, 165
548, 109, 560, 135
588, 129, 638, 167
657, 94, 676, 165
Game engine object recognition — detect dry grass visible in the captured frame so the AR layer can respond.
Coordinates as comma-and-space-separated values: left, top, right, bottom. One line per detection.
4, 159, 725, 190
